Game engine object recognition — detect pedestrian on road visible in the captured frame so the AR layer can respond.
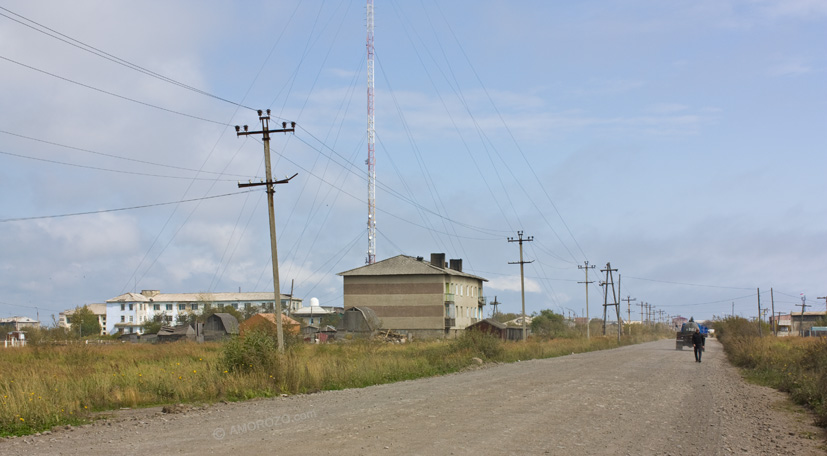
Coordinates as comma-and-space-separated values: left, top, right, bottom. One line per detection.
692, 328, 705, 363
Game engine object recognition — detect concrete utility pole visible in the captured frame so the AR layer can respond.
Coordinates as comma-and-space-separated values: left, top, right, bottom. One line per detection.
578, 261, 596, 340
508, 231, 533, 341
235, 110, 296, 353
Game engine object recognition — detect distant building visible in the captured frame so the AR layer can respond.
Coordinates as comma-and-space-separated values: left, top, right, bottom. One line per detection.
204, 313, 240, 341
785, 311, 827, 336
338, 253, 487, 339
59, 304, 107, 335
98, 290, 301, 335
238, 313, 300, 336
0, 316, 40, 331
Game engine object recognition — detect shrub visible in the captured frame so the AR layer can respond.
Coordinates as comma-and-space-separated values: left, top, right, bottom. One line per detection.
450, 330, 504, 360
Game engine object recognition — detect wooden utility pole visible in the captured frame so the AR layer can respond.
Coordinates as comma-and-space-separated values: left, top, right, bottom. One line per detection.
508, 231, 533, 341
623, 295, 636, 331
797, 294, 808, 337
235, 110, 296, 353
757, 288, 762, 337
578, 261, 596, 340
490, 296, 500, 318
770, 288, 776, 336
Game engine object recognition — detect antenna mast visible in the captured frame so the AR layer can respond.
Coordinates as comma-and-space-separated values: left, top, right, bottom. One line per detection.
366, 0, 376, 264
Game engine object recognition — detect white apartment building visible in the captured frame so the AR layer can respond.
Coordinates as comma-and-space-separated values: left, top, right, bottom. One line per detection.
104, 290, 301, 335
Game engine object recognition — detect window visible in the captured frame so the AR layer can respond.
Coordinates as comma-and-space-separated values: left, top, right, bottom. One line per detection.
120, 304, 125, 311
232, 303, 239, 310
165, 304, 173, 311
129, 316, 133, 322
66, 317, 71, 324
153, 304, 160, 311
120, 316, 125, 322
178, 303, 186, 311
129, 304, 134, 311
191, 304, 199, 311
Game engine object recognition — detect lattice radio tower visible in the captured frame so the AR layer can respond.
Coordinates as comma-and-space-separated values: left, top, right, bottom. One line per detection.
366, 0, 376, 264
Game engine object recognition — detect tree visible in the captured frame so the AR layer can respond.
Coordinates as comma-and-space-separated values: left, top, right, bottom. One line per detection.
530, 309, 569, 338
70, 305, 101, 338
141, 313, 165, 334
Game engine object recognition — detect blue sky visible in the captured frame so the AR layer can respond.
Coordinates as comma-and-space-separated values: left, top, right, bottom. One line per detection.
0, 0, 825, 325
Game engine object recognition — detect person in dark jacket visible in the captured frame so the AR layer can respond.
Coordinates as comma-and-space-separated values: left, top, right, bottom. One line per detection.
692, 328, 705, 363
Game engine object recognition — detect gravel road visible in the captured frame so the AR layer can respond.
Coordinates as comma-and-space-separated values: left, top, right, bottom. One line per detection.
2, 338, 824, 455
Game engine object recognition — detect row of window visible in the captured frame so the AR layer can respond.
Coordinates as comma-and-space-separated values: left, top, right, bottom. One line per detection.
447, 283, 481, 299
117, 301, 286, 312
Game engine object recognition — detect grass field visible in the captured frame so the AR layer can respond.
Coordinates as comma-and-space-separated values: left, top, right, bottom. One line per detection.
0, 328, 669, 436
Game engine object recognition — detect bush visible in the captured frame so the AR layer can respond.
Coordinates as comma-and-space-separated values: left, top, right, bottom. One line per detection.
450, 330, 504, 360
221, 330, 281, 373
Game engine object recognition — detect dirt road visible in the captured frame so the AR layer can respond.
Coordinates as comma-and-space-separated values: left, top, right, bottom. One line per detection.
2, 338, 824, 455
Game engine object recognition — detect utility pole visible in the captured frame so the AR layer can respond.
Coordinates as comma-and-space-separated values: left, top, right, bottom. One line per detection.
757, 288, 762, 336
623, 295, 636, 332
490, 296, 500, 318
578, 261, 596, 340
235, 110, 296, 353
599, 262, 621, 341
797, 293, 808, 337
639, 301, 645, 325
771, 288, 776, 336
508, 231, 533, 342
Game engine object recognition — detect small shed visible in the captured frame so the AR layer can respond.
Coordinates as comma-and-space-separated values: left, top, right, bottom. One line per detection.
157, 324, 195, 343
204, 313, 239, 341
466, 318, 507, 340
505, 325, 530, 341
238, 313, 300, 336
339, 307, 382, 335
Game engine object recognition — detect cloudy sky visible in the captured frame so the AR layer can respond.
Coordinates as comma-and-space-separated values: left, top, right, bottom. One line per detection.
1, 0, 824, 325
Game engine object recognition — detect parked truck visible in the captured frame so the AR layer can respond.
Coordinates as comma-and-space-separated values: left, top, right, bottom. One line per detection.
676, 318, 708, 350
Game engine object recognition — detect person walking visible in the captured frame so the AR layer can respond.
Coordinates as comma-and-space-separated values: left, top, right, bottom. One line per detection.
692, 328, 705, 363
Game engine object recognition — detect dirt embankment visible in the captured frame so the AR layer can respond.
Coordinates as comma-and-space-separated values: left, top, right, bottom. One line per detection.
2, 338, 824, 455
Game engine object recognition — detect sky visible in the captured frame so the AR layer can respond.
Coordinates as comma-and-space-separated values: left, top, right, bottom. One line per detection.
0, 0, 825, 326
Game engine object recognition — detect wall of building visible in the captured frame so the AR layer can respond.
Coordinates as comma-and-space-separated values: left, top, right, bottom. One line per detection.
344, 275, 444, 331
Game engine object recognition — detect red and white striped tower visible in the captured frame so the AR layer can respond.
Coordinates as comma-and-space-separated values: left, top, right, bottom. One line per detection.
366, 0, 376, 264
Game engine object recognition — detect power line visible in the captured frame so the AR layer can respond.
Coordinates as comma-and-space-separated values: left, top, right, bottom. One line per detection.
623, 275, 754, 290
0, 55, 231, 126
0, 149, 241, 181
0, 190, 255, 223
0, 6, 255, 111
0, 129, 257, 179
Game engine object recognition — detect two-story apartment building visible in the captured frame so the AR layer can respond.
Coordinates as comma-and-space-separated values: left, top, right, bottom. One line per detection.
337, 253, 487, 338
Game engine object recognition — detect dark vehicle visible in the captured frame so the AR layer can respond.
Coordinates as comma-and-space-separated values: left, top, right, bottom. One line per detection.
676, 317, 708, 350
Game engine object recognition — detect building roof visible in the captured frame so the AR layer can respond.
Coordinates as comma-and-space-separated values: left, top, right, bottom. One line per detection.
157, 325, 194, 337
468, 318, 507, 330
61, 303, 107, 316
337, 254, 487, 282
241, 313, 300, 327
0, 316, 39, 323
106, 291, 298, 304
292, 305, 333, 317
207, 313, 241, 334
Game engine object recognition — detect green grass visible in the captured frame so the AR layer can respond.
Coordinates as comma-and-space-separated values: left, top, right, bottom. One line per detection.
0, 329, 669, 437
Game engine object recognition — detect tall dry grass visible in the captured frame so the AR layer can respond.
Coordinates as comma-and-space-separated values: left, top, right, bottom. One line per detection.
0, 329, 669, 436
713, 316, 827, 426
